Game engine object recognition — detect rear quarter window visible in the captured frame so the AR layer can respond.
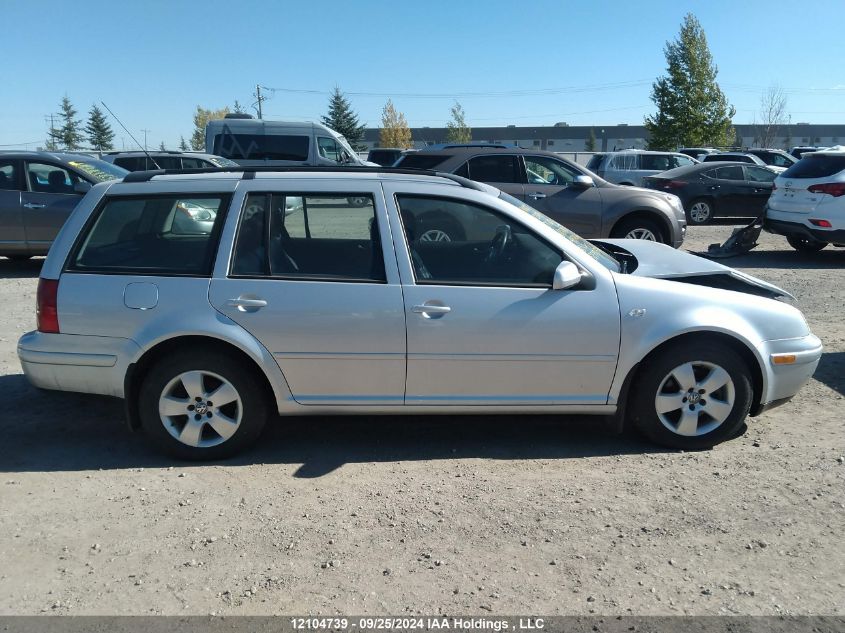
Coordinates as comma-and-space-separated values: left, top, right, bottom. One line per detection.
68, 194, 230, 275
395, 154, 452, 170
782, 154, 845, 179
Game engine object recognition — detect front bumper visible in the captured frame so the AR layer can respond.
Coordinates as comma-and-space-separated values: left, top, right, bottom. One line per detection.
17, 331, 140, 398
764, 217, 845, 244
751, 334, 823, 416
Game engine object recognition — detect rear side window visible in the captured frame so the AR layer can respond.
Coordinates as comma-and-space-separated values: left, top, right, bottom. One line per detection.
70, 194, 229, 275
396, 154, 451, 170
212, 134, 309, 161
610, 154, 638, 171
713, 166, 744, 180
586, 154, 606, 171
640, 154, 672, 171
782, 154, 845, 179
0, 160, 20, 190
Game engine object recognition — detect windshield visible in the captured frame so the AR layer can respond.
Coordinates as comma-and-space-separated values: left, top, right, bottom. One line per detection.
67, 159, 128, 182
498, 192, 620, 272
336, 135, 363, 164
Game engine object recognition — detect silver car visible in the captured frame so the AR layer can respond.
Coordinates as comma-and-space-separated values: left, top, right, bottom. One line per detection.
18, 168, 822, 459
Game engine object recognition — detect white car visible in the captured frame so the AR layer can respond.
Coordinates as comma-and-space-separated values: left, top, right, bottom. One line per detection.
765, 146, 845, 251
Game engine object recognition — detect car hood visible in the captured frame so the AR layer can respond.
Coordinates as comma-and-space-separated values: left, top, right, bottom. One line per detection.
595, 239, 793, 300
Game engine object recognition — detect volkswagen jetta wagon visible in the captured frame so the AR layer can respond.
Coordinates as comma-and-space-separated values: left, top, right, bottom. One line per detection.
18, 167, 822, 459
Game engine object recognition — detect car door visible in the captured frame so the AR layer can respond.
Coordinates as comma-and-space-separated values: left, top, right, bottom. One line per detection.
0, 158, 25, 255
742, 166, 777, 215
703, 165, 746, 216
521, 155, 604, 237
208, 185, 407, 405
463, 154, 525, 199
20, 161, 88, 253
386, 186, 620, 406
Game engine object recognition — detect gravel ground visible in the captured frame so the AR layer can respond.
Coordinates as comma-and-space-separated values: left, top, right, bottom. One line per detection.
0, 224, 843, 616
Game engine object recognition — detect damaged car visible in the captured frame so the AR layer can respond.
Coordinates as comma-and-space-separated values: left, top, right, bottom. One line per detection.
18, 167, 821, 459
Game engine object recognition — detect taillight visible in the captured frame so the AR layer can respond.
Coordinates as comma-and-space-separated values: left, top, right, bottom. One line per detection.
808, 183, 845, 197
809, 219, 833, 228
665, 180, 688, 189
36, 278, 60, 334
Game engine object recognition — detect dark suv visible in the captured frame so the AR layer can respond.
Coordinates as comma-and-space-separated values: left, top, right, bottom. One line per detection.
395, 147, 686, 246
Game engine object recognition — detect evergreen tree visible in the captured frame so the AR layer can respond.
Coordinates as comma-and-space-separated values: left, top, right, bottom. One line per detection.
445, 101, 471, 143
159, 141, 167, 151
179, 136, 189, 151
191, 106, 230, 150
585, 128, 597, 152
644, 13, 735, 150
85, 104, 114, 151
50, 96, 84, 150
321, 87, 366, 150
379, 99, 413, 149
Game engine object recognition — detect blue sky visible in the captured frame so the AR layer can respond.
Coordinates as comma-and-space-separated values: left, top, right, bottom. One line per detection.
2, 0, 844, 150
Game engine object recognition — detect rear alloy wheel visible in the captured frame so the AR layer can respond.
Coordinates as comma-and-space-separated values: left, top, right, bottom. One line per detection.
610, 217, 664, 243
630, 342, 752, 450
687, 199, 713, 225
139, 351, 268, 460
786, 235, 827, 252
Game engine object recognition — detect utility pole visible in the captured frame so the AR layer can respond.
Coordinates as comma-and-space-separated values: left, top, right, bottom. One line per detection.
141, 129, 150, 151
254, 84, 266, 119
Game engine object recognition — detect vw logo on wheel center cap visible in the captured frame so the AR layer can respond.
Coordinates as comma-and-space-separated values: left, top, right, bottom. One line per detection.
688, 392, 701, 405
195, 402, 208, 415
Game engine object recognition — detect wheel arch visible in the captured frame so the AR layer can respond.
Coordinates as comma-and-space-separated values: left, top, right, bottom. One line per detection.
124, 334, 287, 431
610, 209, 672, 243
623, 331, 764, 421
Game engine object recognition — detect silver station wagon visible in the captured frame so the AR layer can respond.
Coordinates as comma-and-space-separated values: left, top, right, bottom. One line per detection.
18, 167, 822, 459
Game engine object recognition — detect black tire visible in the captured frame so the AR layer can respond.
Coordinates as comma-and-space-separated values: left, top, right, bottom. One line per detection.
686, 198, 714, 225
138, 350, 269, 460
610, 216, 666, 243
786, 235, 827, 252
416, 215, 466, 243
629, 342, 753, 450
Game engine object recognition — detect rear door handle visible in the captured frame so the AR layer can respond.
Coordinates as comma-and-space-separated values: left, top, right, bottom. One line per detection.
226, 297, 267, 312
527, 192, 547, 200
412, 303, 451, 318
23, 203, 46, 209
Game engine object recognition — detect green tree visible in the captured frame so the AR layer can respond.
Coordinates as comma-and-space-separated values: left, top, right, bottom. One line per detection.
85, 104, 114, 151
585, 128, 597, 152
644, 13, 735, 150
321, 86, 367, 150
191, 106, 230, 150
179, 136, 189, 151
49, 96, 84, 150
159, 141, 167, 151
445, 101, 471, 143
379, 99, 413, 149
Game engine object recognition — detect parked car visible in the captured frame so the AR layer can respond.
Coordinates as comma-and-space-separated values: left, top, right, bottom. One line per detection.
742, 149, 797, 170
101, 151, 239, 171
366, 148, 407, 166
765, 146, 845, 251
789, 146, 822, 159
0, 151, 127, 259
18, 166, 821, 458
702, 152, 786, 173
643, 162, 776, 225
395, 147, 687, 247
679, 148, 719, 161
205, 115, 377, 167
586, 150, 697, 186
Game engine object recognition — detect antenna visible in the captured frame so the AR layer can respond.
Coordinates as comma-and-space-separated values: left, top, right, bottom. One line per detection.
99, 101, 161, 169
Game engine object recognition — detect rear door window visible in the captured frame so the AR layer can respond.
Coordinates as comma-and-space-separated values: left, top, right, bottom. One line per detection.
466, 155, 520, 183
713, 166, 744, 181
69, 194, 229, 275
745, 166, 777, 182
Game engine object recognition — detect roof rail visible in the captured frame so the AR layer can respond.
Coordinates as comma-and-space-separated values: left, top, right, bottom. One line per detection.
121, 165, 486, 191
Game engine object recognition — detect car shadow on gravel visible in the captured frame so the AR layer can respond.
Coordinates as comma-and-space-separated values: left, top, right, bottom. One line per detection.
814, 352, 845, 397
697, 247, 845, 270
0, 373, 667, 476
0, 258, 44, 279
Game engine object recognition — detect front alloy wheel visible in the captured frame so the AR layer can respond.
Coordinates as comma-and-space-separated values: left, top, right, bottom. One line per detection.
654, 361, 735, 437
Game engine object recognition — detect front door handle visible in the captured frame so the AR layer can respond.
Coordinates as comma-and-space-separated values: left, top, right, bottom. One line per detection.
527, 192, 547, 200
707, 185, 720, 191
226, 297, 267, 312
412, 303, 451, 318
23, 203, 46, 209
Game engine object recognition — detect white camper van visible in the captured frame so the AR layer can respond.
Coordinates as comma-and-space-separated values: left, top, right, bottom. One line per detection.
205, 115, 374, 167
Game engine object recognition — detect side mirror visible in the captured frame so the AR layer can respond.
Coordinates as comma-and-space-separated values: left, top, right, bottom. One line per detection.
552, 261, 582, 290
73, 181, 92, 194
571, 175, 594, 189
